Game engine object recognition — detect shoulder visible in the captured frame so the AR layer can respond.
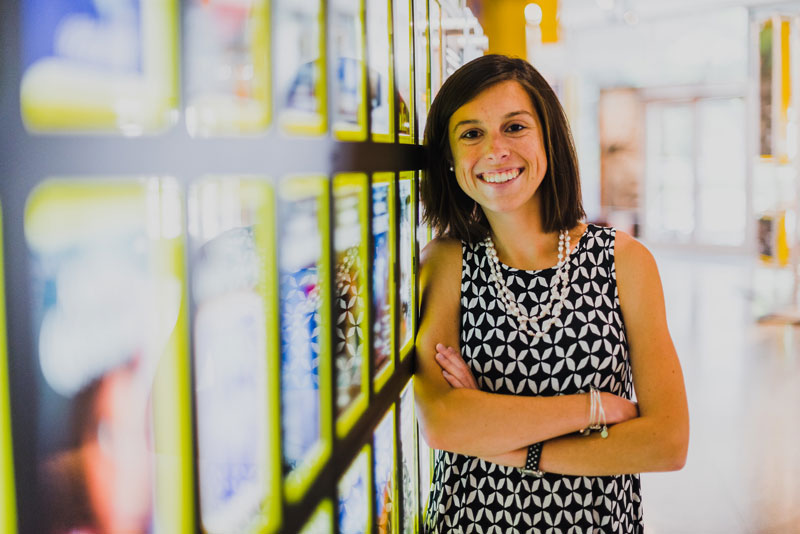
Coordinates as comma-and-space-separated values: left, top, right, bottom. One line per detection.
611, 230, 662, 297
420, 236, 463, 275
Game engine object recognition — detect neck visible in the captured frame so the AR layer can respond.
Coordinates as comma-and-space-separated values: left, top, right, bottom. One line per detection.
483, 206, 561, 271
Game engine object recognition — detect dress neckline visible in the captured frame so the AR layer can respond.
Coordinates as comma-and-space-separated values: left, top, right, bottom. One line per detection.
486, 224, 594, 275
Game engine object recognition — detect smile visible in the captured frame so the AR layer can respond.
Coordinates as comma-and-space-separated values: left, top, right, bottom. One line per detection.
477, 168, 522, 184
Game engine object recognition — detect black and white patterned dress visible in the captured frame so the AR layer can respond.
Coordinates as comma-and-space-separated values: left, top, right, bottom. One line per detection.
424, 224, 643, 534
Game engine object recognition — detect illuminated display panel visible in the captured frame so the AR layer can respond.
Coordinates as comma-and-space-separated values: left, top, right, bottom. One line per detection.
367, 0, 394, 141
189, 178, 280, 534
333, 174, 370, 437
279, 177, 332, 502
374, 407, 397, 534
338, 447, 371, 534
275, 0, 327, 135
429, 0, 443, 102
399, 382, 418, 534
371, 173, 396, 390
398, 173, 415, 357
394, 0, 415, 142
20, 0, 178, 134
413, 0, 430, 141
185, 0, 271, 136
332, 0, 368, 141
24, 179, 193, 534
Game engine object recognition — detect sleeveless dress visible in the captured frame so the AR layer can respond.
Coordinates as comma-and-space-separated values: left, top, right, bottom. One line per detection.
423, 224, 643, 534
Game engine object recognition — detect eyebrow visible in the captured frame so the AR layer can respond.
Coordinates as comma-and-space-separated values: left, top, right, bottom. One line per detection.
451, 110, 536, 133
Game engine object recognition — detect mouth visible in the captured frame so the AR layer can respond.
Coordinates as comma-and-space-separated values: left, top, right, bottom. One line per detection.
477, 167, 523, 184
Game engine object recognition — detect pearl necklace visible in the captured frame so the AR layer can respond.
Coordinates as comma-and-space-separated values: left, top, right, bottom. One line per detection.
483, 229, 573, 341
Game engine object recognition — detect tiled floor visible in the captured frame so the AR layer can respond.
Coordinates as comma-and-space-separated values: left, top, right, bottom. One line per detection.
641, 247, 800, 533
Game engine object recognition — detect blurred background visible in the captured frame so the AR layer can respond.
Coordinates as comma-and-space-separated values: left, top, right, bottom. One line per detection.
0, 0, 798, 533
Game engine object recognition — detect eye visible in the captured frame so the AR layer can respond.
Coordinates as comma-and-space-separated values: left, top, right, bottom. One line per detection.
506, 123, 527, 133
460, 129, 481, 140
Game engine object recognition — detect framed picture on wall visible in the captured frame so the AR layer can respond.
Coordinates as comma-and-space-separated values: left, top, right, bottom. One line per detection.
332, 0, 368, 141
413, 0, 431, 142
398, 172, 416, 359
25, 178, 193, 534
367, 0, 395, 142
184, 0, 271, 136
188, 178, 280, 534
394, 0, 415, 143
338, 447, 371, 534
275, 0, 327, 135
278, 176, 332, 502
373, 407, 397, 534
371, 173, 396, 392
429, 0, 443, 102
333, 173, 371, 438
20, 0, 179, 134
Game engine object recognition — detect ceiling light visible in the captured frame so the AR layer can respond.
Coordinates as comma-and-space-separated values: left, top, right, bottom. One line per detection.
524, 3, 543, 25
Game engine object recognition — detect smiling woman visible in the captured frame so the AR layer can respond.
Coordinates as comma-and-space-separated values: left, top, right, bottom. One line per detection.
415, 55, 689, 533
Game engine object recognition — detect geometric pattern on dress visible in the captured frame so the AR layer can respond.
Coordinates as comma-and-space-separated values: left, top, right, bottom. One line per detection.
424, 225, 644, 534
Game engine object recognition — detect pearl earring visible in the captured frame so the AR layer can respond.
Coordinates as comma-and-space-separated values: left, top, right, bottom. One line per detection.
449, 165, 454, 172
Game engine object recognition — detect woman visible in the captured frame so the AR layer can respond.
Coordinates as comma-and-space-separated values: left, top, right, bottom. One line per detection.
415, 54, 689, 533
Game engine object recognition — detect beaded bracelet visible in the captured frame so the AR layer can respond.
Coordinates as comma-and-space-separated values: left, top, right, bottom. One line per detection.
519, 442, 544, 478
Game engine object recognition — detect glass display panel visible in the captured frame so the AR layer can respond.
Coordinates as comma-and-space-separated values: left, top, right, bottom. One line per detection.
367, 0, 394, 140
416, 171, 432, 249
399, 382, 418, 534
394, 0, 414, 141
0, 204, 16, 534
413, 0, 430, 141
20, 0, 178, 134
185, 0, 270, 136
275, 0, 326, 135
332, 0, 367, 141
372, 175, 395, 388
418, 427, 431, 524
189, 179, 278, 534
398, 174, 414, 356
301, 499, 334, 534
338, 447, 370, 534
374, 407, 396, 534
333, 174, 370, 436
278, 177, 331, 500
429, 0, 443, 101
25, 178, 193, 534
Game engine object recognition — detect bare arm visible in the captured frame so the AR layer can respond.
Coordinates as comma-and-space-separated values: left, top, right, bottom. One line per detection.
535, 232, 689, 475
414, 237, 636, 458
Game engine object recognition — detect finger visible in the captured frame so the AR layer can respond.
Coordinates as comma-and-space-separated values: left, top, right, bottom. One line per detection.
442, 370, 465, 389
435, 351, 468, 377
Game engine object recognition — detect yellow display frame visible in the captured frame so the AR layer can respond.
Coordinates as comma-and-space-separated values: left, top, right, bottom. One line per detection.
333, 173, 372, 439
333, 0, 369, 142
371, 172, 397, 393
369, 0, 396, 143
399, 380, 419, 534
20, 1, 180, 134
279, 0, 328, 136
24, 178, 196, 534
300, 498, 334, 533
373, 404, 399, 534
185, 0, 272, 136
278, 176, 334, 503
429, 0, 443, 101
338, 445, 373, 534
395, 0, 416, 145
413, 0, 431, 144
398, 171, 417, 359
0, 203, 17, 534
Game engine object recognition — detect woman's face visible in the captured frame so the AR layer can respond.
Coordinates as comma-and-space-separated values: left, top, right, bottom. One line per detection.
447, 80, 548, 219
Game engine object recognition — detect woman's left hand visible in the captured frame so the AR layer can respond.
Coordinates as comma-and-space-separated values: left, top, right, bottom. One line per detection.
434, 343, 479, 390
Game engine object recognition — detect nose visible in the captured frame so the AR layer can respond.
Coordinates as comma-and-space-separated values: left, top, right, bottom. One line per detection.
484, 132, 510, 163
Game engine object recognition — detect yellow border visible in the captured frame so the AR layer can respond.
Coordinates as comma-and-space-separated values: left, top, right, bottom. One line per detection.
186, 0, 272, 136
280, 0, 328, 136
373, 404, 398, 534
400, 380, 419, 534
371, 0, 396, 143
397, 0, 416, 144
429, 0, 442, 99
372, 173, 396, 393
0, 202, 17, 534
334, 0, 369, 142
20, 0, 179, 133
333, 173, 371, 439
398, 172, 416, 359
279, 176, 333, 503
413, 0, 431, 145
300, 498, 334, 533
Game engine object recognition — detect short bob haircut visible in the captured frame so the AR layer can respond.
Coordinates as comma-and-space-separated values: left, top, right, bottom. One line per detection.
421, 54, 585, 243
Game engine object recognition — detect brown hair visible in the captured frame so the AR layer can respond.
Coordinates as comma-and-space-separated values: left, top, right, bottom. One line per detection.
420, 54, 585, 243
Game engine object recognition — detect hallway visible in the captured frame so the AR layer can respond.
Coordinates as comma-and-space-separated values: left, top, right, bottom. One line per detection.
642, 246, 800, 533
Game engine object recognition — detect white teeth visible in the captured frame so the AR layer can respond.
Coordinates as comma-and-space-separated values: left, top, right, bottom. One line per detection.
481, 169, 520, 183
